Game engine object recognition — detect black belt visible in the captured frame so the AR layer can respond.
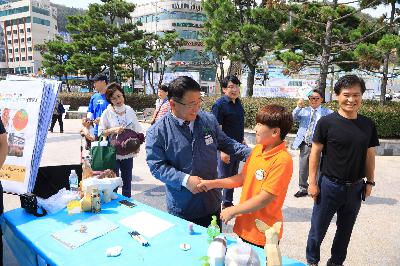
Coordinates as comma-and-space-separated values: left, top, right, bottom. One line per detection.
325, 176, 363, 186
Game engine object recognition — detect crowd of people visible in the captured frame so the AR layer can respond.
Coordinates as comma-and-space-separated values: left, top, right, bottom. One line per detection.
0, 72, 379, 266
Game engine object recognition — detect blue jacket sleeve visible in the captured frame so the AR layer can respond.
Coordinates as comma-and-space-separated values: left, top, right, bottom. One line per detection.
213, 117, 251, 161
292, 107, 305, 122
88, 95, 94, 114
145, 126, 186, 191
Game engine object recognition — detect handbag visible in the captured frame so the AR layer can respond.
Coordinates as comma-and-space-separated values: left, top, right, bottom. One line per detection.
90, 137, 116, 171
20, 193, 47, 217
109, 129, 145, 156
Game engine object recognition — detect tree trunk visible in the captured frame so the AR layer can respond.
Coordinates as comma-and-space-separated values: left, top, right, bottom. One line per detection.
64, 74, 71, 92
246, 65, 256, 97
379, 1, 396, 106
380, 54, 389, 106
219, 59, 225, 94
109, 47, 115, 82
319, 0, 336, 98
131, 66, 135, 94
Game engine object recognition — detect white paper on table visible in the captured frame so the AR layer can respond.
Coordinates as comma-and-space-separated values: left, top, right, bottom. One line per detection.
119, 211, 174, 238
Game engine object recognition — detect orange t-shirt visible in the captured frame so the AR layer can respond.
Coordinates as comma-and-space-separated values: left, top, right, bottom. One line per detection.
233, 142, 293, 246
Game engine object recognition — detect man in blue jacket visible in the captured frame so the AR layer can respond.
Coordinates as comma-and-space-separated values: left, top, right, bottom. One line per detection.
146, 76, 251, 227
292, 89, 333, 197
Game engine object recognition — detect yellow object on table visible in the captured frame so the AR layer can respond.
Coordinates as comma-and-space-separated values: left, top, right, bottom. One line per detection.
67, 200, 82, 214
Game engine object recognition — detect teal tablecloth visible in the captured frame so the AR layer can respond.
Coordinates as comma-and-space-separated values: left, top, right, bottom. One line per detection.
2, 195, 306, 266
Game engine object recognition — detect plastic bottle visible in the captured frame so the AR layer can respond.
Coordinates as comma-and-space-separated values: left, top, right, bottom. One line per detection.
207, 215, 220, 243
69, 170, 79, 192
207, 235, 227, 266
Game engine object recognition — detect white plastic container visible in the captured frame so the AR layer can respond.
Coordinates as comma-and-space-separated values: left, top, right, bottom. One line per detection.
207, 235, 227, 266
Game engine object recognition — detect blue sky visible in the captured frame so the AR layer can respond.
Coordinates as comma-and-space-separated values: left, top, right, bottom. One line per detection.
50, 0, 398, 18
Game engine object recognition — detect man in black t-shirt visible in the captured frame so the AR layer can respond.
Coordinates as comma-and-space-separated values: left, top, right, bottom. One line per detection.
0, 118, 8, 264
306, 75, 379, 266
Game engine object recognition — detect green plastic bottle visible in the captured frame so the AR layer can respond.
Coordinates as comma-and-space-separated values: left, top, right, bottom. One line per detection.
207, 215, 220, 243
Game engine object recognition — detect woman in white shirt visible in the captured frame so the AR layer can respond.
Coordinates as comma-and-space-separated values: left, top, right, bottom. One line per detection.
99, 83, 143, 198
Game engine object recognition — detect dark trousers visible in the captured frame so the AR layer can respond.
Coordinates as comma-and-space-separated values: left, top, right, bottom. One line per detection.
114, 157, 133, 198
187, 210, 222, 229
306, 175, 363, 265
217, 154, 240, 204
50, 114, 63, 132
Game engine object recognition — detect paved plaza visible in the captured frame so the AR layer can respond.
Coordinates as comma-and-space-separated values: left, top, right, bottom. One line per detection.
3, 119, 400, 265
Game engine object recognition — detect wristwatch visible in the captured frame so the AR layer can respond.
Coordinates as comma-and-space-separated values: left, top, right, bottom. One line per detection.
366, 180, 375, 186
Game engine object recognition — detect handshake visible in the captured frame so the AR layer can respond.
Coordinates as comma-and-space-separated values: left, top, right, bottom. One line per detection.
186, 175, 215, 194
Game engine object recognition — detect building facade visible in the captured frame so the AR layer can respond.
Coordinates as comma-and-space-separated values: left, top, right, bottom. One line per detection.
130, 0, 217, 94
0, 0, 57, 75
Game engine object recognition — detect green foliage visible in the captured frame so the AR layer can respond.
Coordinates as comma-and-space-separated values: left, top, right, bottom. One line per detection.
58, 92, 157, 112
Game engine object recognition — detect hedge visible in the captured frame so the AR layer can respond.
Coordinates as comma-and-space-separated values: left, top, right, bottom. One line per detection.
59, 92, 157, 112
59, 92, 400, 139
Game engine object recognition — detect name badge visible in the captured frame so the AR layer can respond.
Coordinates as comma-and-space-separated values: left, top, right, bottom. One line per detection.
255, 169, 266, 181
205, 134, 213, 145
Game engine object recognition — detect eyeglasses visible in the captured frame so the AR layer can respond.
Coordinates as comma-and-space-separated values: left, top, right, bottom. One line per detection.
308, 97, 321, 101
174, 98, 203, 109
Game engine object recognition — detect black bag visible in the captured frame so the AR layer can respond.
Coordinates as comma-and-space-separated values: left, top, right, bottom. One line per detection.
20, 193, 47, 217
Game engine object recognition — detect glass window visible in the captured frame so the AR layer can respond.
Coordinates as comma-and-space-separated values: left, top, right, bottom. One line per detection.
8, 49, 12, 53
27, 37, 31, 42
6, 31, 11, 35
14, 48, 18, 52
8, 58, 13, 62
27, 28, 31, 33
13, 30, 17, 34
32, 6, 50, 16
21, 48, 25, 52
0, 6, 29, 17
22, 57, 26, 61
13, 39, 18, 43
28, 56, 32, 60
7, 40, 11, 44
21, 38, 25, 43
20, 29, 24, 33
32, 17, 50, 26
16, 57, 19, 62
28, 47, 32, 51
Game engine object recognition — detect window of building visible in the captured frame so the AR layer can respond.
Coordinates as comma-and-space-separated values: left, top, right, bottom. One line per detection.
21, 48, 25, 52
15, 57, 19, 62
13, 29, 17, 34
13, 39, 18, 43
28, 56, 32, 60
32, 6, 50, 16
0, 6, 29, 17
8, 58, 13, 62
6, 31, 11, 35
14, 48, 18, 52
27, 37, 31, 42
22, 57, 26, 61
21, 38, 25, 43
8, 49, 12, 54
20, 29, 24, 33
7, 40, 11, 44
28, 47, 32, 52
27, 28, 31, 33
32, 17, 50, 27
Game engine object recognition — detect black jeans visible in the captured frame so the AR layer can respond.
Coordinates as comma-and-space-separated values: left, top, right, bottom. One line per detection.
306, 175, 363, 265
50, 114, 63, 132
217, 154, 240, 204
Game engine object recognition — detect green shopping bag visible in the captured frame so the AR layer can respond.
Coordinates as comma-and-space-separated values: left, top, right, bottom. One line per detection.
90, 138, 116, 171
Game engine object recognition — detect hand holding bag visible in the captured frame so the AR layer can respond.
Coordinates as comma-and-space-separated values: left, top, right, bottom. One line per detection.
90, 136, 116, 171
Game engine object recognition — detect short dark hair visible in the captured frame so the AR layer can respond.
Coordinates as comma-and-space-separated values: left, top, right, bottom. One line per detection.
91, 73, 108, 83
334, 75, 366, 95
158, 84, 168, 93
256, 104, 293, 140
105, 82, 125, 105
168, 76, 200, 100
310, 89, 323, 99
221, 75, 241, 88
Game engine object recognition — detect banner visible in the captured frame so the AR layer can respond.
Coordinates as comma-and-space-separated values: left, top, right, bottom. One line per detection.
0, 76, 61, 194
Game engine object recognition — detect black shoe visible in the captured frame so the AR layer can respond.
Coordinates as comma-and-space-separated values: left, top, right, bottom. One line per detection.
222, 202, 234, 210
327, 259, 343, 266
294, 190, 308, 198
60, 131, 64, 133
